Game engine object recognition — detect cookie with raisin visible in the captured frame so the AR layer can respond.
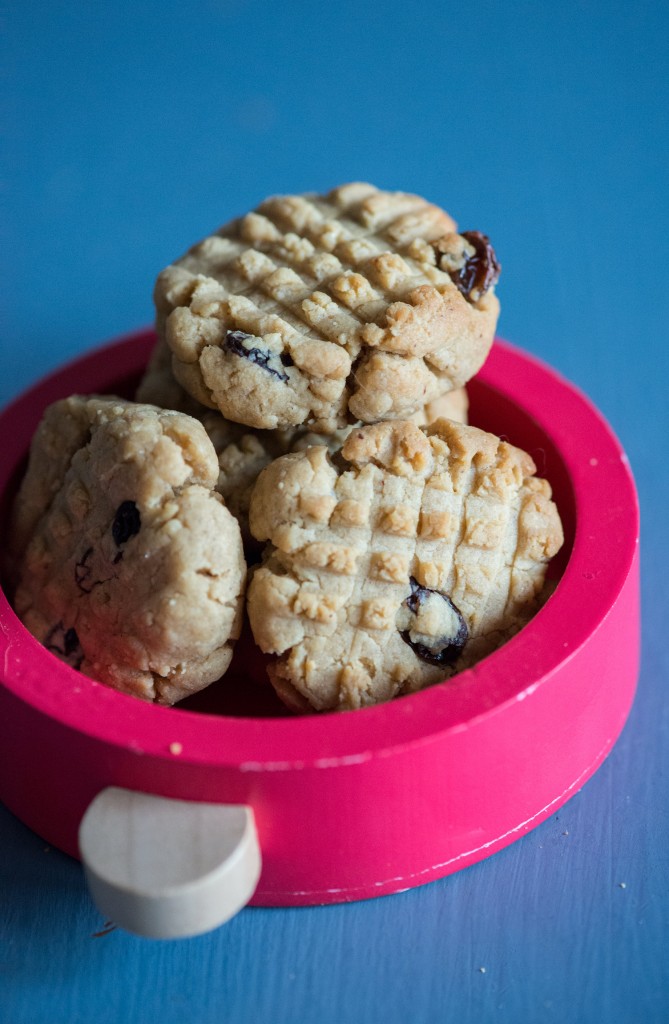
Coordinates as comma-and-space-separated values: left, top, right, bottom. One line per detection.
9, 396, 246, 704
246, 418, 562, 712
136, 339, 290, 546
136, 337, 469, 548
153, 182, 499, 431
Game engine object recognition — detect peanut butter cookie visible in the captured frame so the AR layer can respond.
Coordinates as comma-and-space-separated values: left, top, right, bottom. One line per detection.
154, 182, 498, 430
10, 396, 246, 704
246, 418, 562, 712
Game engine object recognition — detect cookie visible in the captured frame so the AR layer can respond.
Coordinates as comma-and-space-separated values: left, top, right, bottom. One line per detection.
153, 182, 499, 431
246, 418, 563, 712
9, 396, 246, 705
136, 338, 469, 547
136, 340, 300, 545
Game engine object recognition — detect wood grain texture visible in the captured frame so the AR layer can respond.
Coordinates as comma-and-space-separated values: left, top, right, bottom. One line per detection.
79, 790, 261, 938
1, 0, 668, 1021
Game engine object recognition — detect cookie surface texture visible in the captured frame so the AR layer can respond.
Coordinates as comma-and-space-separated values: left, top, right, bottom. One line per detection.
136, 338, 469, 548
154, 182, 499, 430
246, 418, 563, 712
10, 396, 247, 704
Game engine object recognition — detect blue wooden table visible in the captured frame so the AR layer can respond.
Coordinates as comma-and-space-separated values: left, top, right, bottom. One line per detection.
2, 3, 668, 1021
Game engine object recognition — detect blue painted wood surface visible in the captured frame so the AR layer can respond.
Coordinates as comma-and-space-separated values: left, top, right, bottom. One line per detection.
1, 2, 668, 1021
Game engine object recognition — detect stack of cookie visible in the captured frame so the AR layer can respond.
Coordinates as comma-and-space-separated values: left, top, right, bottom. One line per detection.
8, 183, 563, 712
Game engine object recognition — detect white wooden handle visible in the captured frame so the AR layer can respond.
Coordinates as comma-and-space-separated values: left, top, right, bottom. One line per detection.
78, 787, 261, 939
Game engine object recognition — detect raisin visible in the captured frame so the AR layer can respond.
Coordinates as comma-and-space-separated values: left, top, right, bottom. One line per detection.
63, 627, 80, 657
224, 329, 290, 382
74, 547, 96, 593
112, 501, 141, 546
74, 504, 137, 594
399, 577, 468, 666
447, 231, 501, 301
45, 622, 84, 669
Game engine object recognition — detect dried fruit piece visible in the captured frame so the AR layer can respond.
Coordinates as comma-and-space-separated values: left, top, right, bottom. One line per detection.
112, 501, 141, 546
44, 622, 83, 669
397, 577, 468, 666
224, 329, 291, 382
449, 231, 501, 301
74, 546, 97, 593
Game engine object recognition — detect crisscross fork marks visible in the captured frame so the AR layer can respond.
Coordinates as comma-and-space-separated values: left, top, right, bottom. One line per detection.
247, 419, 563, 711
176, 186, 462, 354
339, 452, 431, 705
156, 183, 501, 429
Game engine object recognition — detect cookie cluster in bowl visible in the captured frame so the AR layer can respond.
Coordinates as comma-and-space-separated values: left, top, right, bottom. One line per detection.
6, 183, 563, 712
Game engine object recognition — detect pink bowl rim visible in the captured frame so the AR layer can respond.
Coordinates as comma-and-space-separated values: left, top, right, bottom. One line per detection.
0, 331, 640, 768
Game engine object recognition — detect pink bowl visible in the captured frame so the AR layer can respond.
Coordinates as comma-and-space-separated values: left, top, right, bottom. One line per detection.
0, 330, 639, 905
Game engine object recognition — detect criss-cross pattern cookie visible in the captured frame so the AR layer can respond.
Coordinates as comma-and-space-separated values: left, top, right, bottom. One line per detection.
9, 397, 246, 705
154, 182, 499, 431
136, 337, 469, 547
247, 418, 563, 712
